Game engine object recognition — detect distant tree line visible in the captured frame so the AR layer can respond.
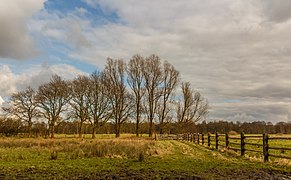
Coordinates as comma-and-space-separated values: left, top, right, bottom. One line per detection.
1, 118, 290, 137
1, 55, 208, 138
196, 120, 291, 134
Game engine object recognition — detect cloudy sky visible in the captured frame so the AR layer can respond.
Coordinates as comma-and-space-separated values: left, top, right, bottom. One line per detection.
1, 0, 291, 123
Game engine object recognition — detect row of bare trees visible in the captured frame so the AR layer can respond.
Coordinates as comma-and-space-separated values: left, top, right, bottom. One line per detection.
1, 55, 208, 138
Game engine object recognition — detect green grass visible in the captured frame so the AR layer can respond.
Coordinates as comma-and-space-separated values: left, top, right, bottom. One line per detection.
206, 134, 291, 163
0, 136, 290, 179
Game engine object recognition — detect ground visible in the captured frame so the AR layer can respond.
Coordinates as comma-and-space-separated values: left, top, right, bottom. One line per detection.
0, 136, 290, 179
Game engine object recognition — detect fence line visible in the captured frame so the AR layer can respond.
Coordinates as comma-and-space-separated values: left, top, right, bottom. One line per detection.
159, 133, 291, 162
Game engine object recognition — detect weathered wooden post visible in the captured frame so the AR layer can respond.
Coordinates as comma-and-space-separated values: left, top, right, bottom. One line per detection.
215, 132, 219, 150
197, 133, 200, 144
225, 133, 229, 149
202, 134, 204, 145
187, 133, 190, 141
241, 132, 245, 156
263, 133, 269, 162
208, 133, 211, 147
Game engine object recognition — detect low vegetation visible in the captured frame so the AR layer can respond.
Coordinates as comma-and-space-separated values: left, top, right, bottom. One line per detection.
0, 135, 290, 179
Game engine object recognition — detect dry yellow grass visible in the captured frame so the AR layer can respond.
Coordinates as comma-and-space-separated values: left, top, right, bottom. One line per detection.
0, 137, 156, 160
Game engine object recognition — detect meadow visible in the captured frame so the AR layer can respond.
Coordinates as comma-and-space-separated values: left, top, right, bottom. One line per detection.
0, 134, 290, 179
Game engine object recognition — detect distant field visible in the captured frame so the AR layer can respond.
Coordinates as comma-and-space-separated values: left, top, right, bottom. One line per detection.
0, 135, 290, 179
53, 133, 152, 139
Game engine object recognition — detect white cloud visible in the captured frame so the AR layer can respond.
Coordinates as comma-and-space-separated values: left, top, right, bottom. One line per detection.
21, 0, 291, 122
0, 0, 45, 60
0, 63, 87, 97
0, 96, 4, 106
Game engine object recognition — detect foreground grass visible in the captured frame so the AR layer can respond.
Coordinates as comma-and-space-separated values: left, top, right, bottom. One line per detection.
0, 137, 290, 179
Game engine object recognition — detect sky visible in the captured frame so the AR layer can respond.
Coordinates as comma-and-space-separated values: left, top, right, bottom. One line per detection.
1, 0, 291, 123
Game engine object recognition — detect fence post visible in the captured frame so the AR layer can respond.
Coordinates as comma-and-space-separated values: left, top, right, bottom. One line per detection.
225, 133, 229, 149
263, 133, 269, 162
215, 132, 219, 150
202, 134, 204, 145
241, 132, 245, 156
197, 133, 200, 144
208, 133, 211, 147
187, 133, 190, 141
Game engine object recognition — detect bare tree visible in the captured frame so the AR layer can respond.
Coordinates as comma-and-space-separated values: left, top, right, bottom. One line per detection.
127, 54, 146, 136
36, 75, 71, 138
70, 75, 91, 138
2, 87, 40, 136
142, 55, 163, 137
176, 82, 208, 132
88, 71, 112, 138
103, 58, 133, 138
157, 61, 180, 134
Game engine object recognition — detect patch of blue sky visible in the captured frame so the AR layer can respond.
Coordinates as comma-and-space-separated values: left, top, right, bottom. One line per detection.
44, 0, 120, 26
41, 41, 98, 73
0, 57, 40, 75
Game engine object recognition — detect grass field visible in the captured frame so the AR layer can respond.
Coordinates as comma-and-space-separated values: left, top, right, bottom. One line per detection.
0, 134, 290, 179
212, 134, 291, 162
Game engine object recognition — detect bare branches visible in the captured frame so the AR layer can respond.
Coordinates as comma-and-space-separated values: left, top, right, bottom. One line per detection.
88, 71, 112, 138
157, 61, 180, 134
36, 75, 71, 138
176, 82, 209, 132
142, 55, 163, 137
2, 87, 40, 136
104, 58, 134, 137
1, 54, 209, 137
69, 75, 91, 138
127, 54, 145, 136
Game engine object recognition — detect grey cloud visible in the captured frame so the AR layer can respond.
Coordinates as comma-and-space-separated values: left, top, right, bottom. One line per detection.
0, 0, 44, 60
210, 102, 291, 122
241, 83, 291, 99
32, 0, 291, 123
31, 10, 91, 52
260, 0, 291, 23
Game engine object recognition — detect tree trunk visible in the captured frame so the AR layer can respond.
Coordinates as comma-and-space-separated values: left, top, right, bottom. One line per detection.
50, 124, 55, 138
28, 122, 33, 138
159, 126, 163, 134
92, 125, 96, 139
78, 122, 83, 138
115, 123, 120, 138
136, 114, 139, 137
149, 119, 153, 137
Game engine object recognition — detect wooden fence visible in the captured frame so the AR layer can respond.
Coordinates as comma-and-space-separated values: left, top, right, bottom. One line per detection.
158, 133, 291, 162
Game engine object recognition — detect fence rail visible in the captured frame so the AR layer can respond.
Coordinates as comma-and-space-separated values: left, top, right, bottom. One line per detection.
157, 133, 291, 162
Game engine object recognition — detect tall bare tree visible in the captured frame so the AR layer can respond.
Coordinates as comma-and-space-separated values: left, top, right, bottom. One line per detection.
36, 75, 71, 138
103, 58, 133, 138
88, 71, 112, 138
157, 61, 180, 134
127, 54, 145, 136
176, 82, 208, 132
2, 87, 40, 136
142, 55, 163, 137
70, 75, 91, 138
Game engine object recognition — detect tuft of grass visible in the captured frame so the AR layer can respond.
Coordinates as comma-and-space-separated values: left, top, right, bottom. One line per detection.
50, 151, 58, 160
